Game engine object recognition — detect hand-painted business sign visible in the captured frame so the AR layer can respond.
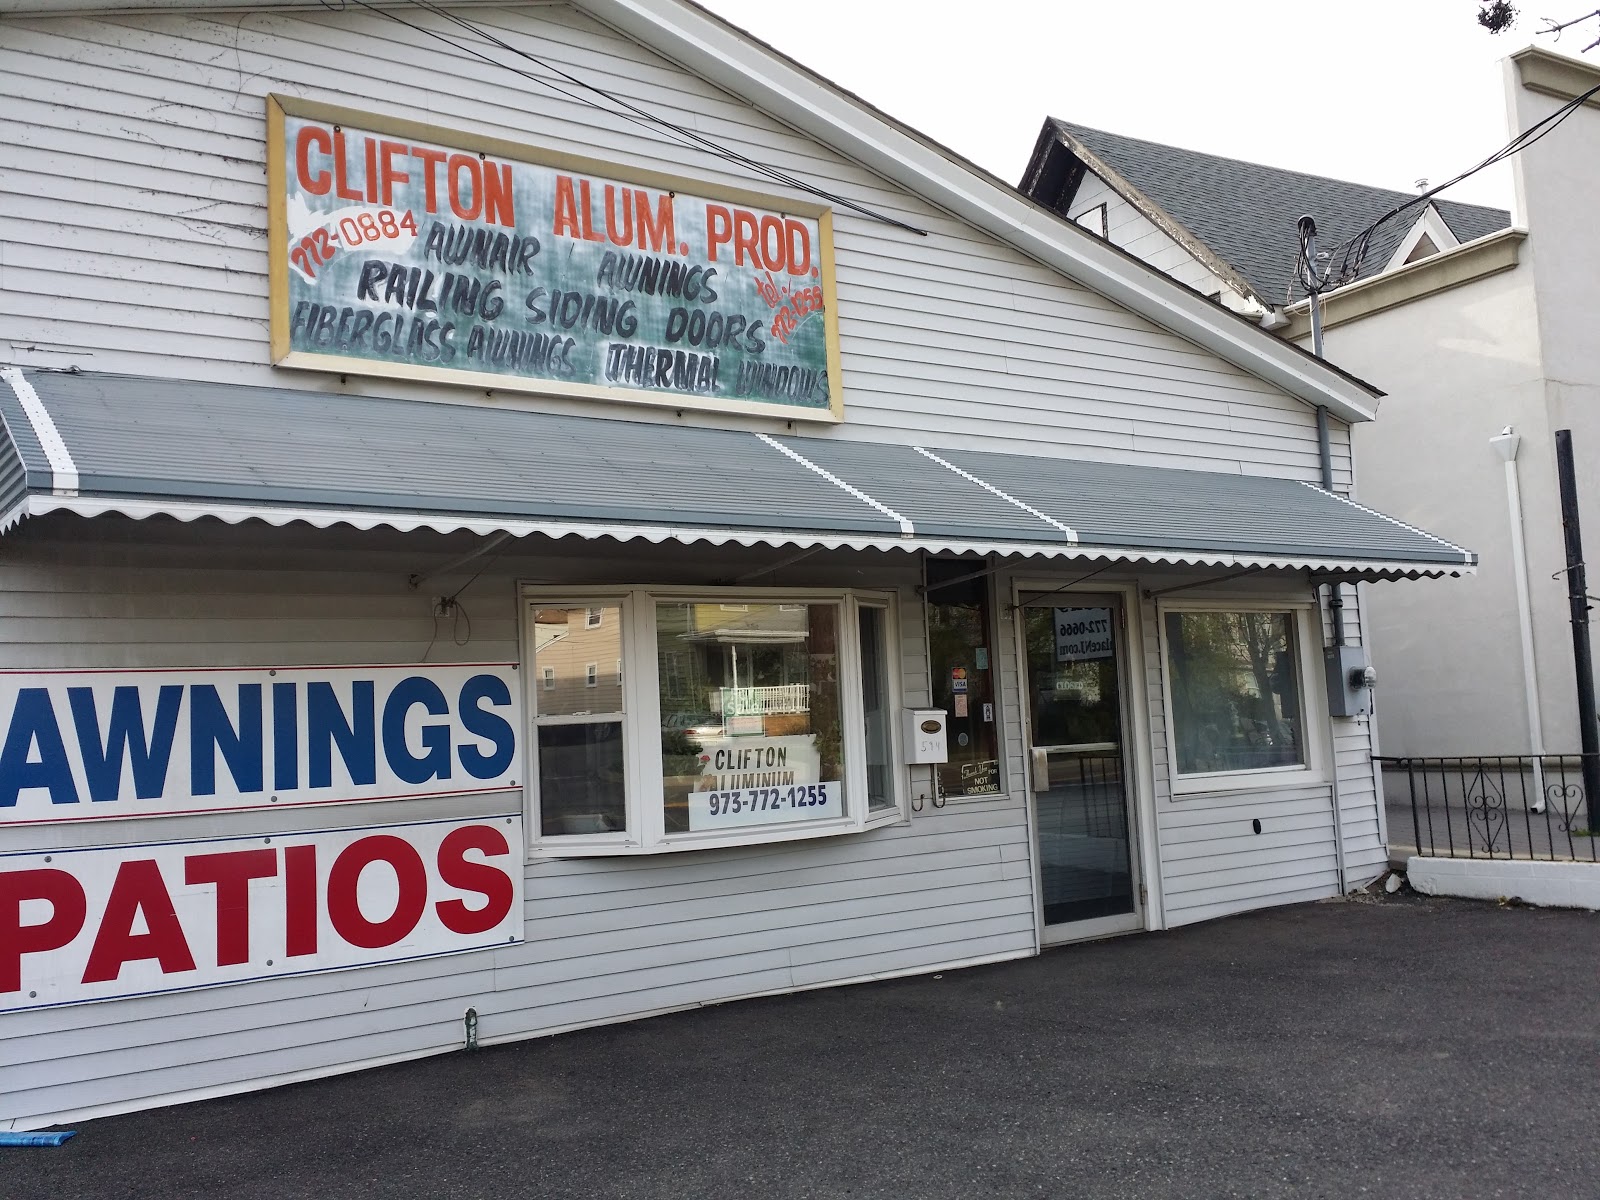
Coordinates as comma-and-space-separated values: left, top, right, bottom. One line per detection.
268, 98, 842, 421
0, 664, 522, 825
0, 816, 523, 1011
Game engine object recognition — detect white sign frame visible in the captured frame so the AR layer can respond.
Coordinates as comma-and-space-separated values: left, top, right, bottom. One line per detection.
0, 663, 523, 826
1, 815, 524, 1011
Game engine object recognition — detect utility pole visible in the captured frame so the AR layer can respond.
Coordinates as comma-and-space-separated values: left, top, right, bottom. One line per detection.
1555, 429, 1600, 830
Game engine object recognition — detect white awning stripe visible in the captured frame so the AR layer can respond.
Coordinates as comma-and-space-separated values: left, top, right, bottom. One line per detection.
915, 445, 1078, 541
1299, 481, 1474, 561
2, 367, 79, 495
755, 432, 915, 536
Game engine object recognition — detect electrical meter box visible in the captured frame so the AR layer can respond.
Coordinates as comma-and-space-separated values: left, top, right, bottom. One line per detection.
903, 708, 949, 764
1324, 645, 1374, 718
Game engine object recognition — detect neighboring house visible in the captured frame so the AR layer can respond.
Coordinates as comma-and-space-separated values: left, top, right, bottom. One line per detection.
0, 0, 1469, 1129
1021, 117, 1513, 330
1020, 46, 1599, 764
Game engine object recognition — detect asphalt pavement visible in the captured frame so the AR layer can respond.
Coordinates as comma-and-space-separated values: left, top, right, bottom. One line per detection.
11, 892, 1600, 1200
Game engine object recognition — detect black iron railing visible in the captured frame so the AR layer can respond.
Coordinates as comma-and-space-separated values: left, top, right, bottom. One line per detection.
1377, 755, 1600, 862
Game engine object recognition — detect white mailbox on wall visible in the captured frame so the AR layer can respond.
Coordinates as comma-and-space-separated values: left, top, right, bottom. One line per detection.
903, 708, 949, 764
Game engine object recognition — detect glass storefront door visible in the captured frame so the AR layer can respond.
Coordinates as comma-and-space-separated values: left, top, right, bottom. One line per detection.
1020, 597, 1140, 936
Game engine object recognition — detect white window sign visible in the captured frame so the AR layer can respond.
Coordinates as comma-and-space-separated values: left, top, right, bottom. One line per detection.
1054, 608, 1114, 663
1, 816, 523, 1011
0, 664, 522, 826
684, 732, 838, 831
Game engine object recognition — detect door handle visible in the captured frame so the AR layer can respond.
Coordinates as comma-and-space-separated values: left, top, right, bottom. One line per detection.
1031, 746, 1050, 793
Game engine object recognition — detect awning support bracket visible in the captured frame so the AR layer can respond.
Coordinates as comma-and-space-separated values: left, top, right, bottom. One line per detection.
1009, 561, 1117, 610
408, 529, 516, 591
917, 555, 1004, 596
729, 546, 823, 584
1142, 567, 1265, 599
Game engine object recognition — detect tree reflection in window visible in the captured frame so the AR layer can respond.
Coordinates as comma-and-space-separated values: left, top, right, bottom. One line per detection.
1164, 610, 1303, 775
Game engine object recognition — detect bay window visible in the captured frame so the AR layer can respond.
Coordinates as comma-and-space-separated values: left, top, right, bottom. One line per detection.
523, 588, 904, 853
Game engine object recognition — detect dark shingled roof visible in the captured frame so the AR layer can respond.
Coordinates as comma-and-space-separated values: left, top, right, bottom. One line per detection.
1050, 121, 1512, 303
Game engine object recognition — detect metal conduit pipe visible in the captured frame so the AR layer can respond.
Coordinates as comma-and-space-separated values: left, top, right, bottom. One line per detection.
1300, 214, 1347, 890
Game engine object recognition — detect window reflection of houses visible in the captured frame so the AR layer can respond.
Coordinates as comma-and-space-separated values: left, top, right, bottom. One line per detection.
531, 607, 623, 716
657, 602, 814, 734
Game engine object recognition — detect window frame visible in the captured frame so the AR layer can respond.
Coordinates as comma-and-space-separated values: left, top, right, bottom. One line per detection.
520, 584, 907, 856
526, 593, 634, 848
1072, 202, 1110, 239
1155, 599, 1325, 797
856, 597, 901, 817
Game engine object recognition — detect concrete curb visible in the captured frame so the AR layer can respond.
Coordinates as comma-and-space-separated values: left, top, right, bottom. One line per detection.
1406, 855, 1600, 910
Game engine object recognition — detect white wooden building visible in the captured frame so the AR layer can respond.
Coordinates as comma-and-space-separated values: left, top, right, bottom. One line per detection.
0, 0, 1472, 1131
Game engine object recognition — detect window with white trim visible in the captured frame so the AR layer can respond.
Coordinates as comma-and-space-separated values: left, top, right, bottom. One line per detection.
1160, 605, 1317, 791
523, 588, 905, 853
530, 602, 626, 836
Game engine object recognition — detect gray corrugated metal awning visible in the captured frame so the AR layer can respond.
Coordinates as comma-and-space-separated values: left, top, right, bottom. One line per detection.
0, 369, 1474, 578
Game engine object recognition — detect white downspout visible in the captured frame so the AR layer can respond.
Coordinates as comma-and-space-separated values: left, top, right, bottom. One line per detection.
1491, 427, 1547, 810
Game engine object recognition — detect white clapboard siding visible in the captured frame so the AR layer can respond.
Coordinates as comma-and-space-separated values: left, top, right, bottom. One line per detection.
1070, 173, 1233, 298
1313, 584, 1388, 884
0, 519, 1037, 1129
0, 4, 1344, 484
1064, 172, 1355, 489
1336, 723, 1388, 883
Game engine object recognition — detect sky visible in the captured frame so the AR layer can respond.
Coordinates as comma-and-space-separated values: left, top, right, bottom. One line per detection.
691, 0, 1587, 213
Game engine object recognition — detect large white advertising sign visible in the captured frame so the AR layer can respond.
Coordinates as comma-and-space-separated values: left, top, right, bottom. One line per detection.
0, 664, 522, 825
0, 816, 523, 1011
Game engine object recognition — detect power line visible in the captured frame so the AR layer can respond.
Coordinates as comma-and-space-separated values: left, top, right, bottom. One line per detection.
1298, 78, 1600, 294
319, 0, 927, 235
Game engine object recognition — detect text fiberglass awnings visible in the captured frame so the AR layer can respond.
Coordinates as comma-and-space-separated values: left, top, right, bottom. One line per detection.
0, 369, 1474, 579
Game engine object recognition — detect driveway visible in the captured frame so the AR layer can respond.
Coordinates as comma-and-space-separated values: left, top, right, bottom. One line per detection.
12, 894, 1600, 1200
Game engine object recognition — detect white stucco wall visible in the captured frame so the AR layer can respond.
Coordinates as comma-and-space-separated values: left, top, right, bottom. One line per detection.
1509, 54, 1600, 754
1334, 262, 1550, 755
1331, 50, 1600, 759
